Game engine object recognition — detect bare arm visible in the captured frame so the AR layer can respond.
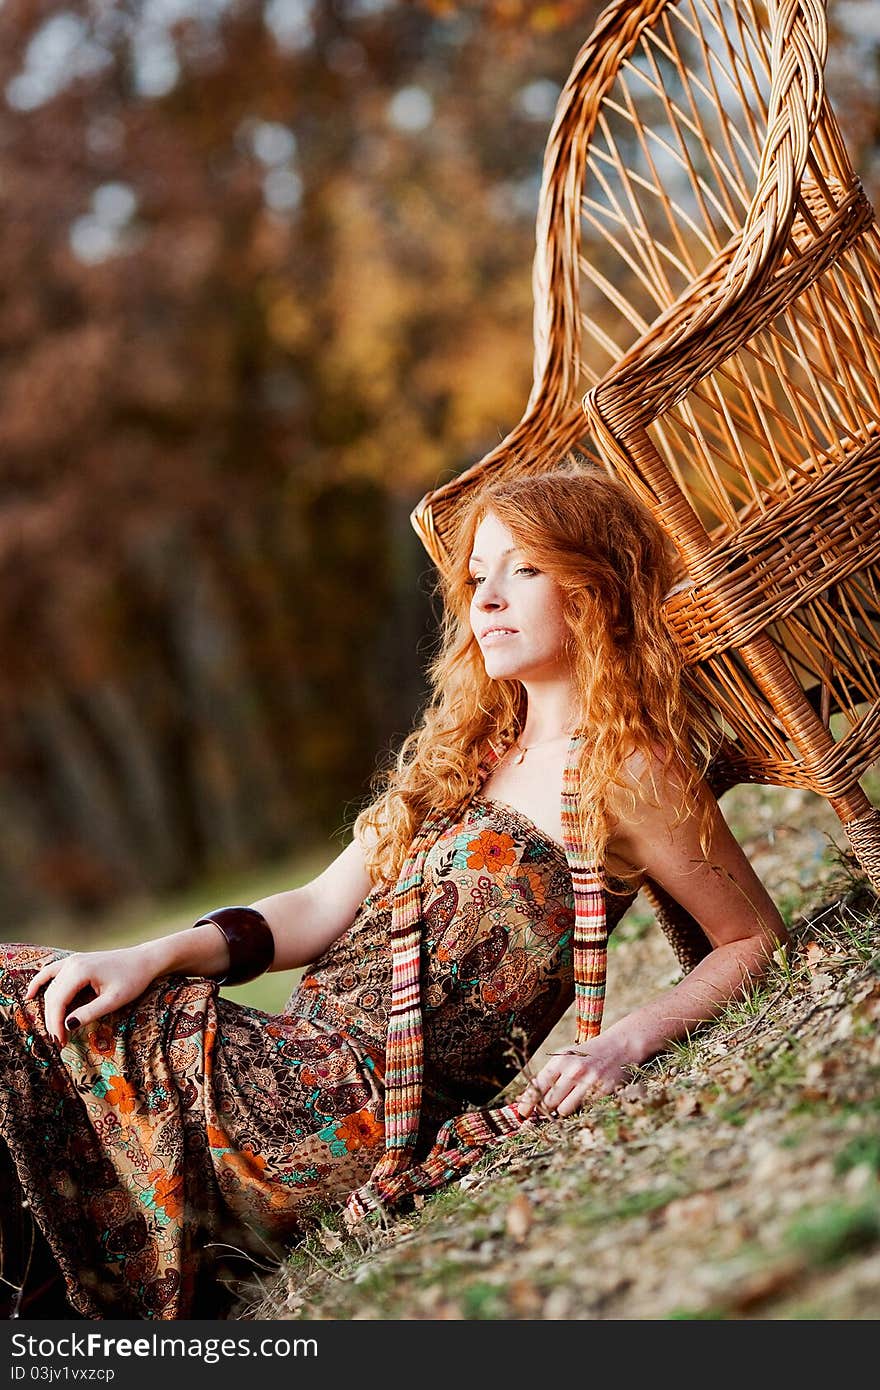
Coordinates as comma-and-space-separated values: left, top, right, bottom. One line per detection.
142, 824, 382, 978
27, 822, 382, 1047
519, 749, 789, 1119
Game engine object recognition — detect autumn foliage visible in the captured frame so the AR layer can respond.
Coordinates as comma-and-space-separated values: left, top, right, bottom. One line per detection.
0, 0, 875, 924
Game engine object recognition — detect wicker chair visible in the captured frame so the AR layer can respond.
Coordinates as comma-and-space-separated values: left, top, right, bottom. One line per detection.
410, 0, 880, 963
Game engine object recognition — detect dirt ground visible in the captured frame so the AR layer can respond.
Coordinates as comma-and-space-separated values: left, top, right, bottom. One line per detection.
234, 782, 880, 1321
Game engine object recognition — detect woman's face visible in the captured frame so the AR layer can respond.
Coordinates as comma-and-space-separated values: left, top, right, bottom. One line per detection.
467, 512, 570, 682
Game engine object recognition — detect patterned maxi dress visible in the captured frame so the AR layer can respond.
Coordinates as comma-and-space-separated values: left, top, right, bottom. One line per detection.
0, 794, 635, 1321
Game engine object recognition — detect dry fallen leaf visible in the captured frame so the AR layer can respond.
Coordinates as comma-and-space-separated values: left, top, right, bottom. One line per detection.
674, 1092, 702, 1118
801, 1054, 841, 1100
284, 1279, 304, 1314
317, 1226, 343, 1253
645, 1083, 670, 1109
843, 1162, 875, 1196
728, 1260, 800, 1311
831, 1011, 854, 1041
619, 1080, 649, 1106
416, 1285, 447, 1313
726, 1066, 751, 1095
504, 1192, 534, 1243
853, 979, 880, 1016
434, 1299, 464, 1319
663, 1192, 719, 1231
752, 1145, 789, 1182
805, 940, 829, 973
543, 1287, 573, 1319
508, 1278, 543, 1316
805, 1056, 841, 1083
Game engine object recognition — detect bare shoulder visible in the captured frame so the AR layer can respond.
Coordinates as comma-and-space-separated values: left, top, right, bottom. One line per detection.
609, 741, 696, 817
606, 739, 727, 868
606, 743, 788, 951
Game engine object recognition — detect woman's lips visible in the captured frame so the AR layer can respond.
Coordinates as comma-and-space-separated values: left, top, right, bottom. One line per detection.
482, 629, 518, 643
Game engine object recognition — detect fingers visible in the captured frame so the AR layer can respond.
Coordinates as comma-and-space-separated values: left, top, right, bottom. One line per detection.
24, 958, 74, 1046
45, 977, 97, 1049
23, 954, 117, 1049
518, 1051, 615, 1120
536, 1067, 581, 1116
24, 958, 63, 1000
517, 1060, 563, 1119
551, 1077, 602, 1118
61, 986, 106, 1037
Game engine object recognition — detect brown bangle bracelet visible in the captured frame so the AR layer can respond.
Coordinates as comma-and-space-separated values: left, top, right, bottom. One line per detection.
191, 906, 275, 986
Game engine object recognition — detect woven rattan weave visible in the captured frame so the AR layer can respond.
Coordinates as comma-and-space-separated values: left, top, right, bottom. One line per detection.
410, 0, 880, 943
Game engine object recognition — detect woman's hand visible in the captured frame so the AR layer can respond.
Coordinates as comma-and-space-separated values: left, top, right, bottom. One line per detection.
24, 945, 161, 1049
517, 1033, 636, 1120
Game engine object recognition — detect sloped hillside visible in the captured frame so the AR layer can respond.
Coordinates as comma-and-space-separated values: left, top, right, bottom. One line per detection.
233, 784, 880, 1321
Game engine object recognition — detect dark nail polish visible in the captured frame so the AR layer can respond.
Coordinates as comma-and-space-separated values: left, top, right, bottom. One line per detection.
66, 1016, 80, 1033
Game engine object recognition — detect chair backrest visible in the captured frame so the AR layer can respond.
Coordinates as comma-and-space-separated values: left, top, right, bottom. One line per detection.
414, 0, 853, 563
412, 0, 880, 827
572, 0, 880, 807
577, 0, 880, 527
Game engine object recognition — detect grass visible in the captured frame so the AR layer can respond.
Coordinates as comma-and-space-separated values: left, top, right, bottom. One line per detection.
786, 1199, 880, 1268
12, 774, 880, 1319
665, 1306, 727, 1319
557, 1183, 688, 1232
834, 1135, 880, 1177
237, 846, 880, 1322
459, 1282, 509, 1319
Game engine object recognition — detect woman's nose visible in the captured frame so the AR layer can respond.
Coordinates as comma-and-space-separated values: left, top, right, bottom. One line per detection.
475, 581, 506, 609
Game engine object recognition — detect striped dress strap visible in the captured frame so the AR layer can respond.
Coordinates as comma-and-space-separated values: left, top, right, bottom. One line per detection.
561, 735, 608, 1043
350, 737, 508, 1201
345, 732, 607, 1219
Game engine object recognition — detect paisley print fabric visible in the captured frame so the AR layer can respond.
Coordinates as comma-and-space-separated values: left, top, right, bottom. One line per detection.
0, 796, 636, 1320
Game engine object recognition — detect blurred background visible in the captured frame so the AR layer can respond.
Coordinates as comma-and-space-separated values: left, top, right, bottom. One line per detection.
1, 0, 878, 1012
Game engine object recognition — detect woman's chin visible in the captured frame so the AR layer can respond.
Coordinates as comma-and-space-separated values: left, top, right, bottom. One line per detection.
481, 652, 521, 678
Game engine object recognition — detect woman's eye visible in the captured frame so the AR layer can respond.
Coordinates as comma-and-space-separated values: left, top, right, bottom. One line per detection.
466, 567, 537, 588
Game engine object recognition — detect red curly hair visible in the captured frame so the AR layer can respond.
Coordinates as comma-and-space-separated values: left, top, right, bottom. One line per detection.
353, 460, 719, 889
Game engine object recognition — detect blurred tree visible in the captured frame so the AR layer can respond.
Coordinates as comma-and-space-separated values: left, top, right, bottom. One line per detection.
0, 0, 874, 925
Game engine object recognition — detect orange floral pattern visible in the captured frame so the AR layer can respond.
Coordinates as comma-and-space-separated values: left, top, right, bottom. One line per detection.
146, 1170, 184, 1222
334, 1108, 384, 1152
512, 864, 548, 906
0, 795, 636, 1321
465, 829, 517, 873
101, 1074, 138, 1115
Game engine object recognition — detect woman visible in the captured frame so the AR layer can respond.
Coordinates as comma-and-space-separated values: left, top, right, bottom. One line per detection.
0, 465, 787, 1320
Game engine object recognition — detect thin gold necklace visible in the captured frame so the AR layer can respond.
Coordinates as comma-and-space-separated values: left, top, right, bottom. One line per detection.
509, 732, 572, 765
